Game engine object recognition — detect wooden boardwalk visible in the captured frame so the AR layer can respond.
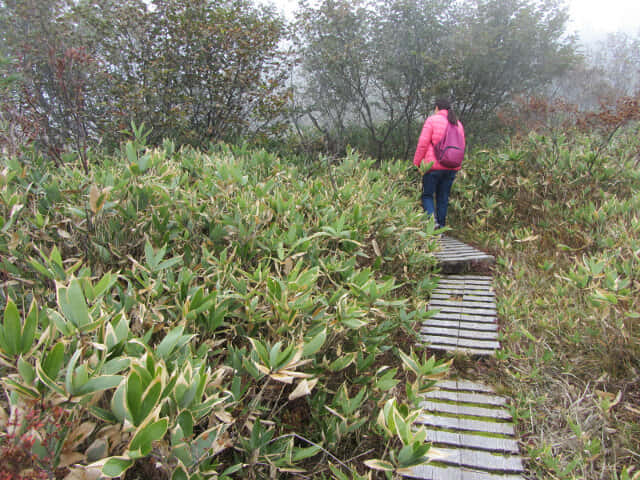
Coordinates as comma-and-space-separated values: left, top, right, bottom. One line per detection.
404, 237, 524, 480
404, 380, 524, 480
435, 236, 495, 272
421, 275, 500, 356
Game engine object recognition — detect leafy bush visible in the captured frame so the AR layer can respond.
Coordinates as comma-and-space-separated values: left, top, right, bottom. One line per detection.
0, 140, 448, 478
452, 124, 640, 479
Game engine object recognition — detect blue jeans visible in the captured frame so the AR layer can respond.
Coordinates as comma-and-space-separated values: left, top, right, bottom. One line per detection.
422, 170, 457, 227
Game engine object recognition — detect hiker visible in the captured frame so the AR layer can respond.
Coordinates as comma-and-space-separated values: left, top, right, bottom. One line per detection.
413, 98, 465, 229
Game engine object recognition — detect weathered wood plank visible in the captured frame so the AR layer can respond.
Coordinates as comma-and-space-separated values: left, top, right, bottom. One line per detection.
416, 414, 515, 435
419, 400, 512, 420
432, 293, 496, 301
429, 447, 524, 472
404, 464, 524, 480
441, 275, 493, 281
437, 255, 495, 263
421, 327, 499, 341
430, 306, 497, 316
428, 344, 496, 356
436, 251, 491, 258
435, 285, 493, 293
422, 390, 508, 407
421, 335, 500, 350
424, 320, 498, 332
435, 380, 496, 393
431, 312, 497, 323
432, 291, 496, 299
423, 429, 520, 453
429, 299, 496, 309
438, 279, 493, 286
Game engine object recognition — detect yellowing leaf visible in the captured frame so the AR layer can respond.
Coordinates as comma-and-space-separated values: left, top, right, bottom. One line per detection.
89, 185, 100, 214
288, 378, 318, 401
364, 459, 394, 471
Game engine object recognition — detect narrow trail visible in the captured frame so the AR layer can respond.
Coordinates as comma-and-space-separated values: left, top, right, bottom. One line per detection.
404, 236, 525, 480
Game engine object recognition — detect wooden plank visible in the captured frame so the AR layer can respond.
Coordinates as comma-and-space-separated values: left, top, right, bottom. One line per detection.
405, 464, 524, 480
430, 296, 495, 304
437, 255, 495, 263
423, 429, 520, 454
432, 293, 496, 301
421, 335, 500, 350
421, 327, 499, 341
433, 290, 496, 298
419, 400, 512, 420
436, 251, 493, 259
436, 249, 487, 256
422, 390, 507, 407
416, 415, 515, 435
430, 312, 497, 323
437, 251, 494, 261
429, 299, 496, 309
431, 307, 497, 316
435, 380, 496, 393
441, 275, 493, 281
438, 278, 493, 285
437, 277, 492, 283
428, 344, 496, 356
435, 285, 493, 293
424, 320, 498, 332
429, 447, 524, 472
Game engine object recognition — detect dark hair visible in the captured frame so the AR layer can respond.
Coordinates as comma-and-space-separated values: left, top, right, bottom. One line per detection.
435, 98, 458, 125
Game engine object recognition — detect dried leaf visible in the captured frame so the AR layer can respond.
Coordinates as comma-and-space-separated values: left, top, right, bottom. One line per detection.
65, 422, 96, 451
89, 185, 100, 214
288, 378, 318, 401
64, 465, 103, 480
372, 239, 381, 257
59, 452, 85, 468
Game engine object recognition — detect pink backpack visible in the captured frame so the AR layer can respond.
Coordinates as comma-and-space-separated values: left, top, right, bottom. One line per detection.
434, 122, 465, 168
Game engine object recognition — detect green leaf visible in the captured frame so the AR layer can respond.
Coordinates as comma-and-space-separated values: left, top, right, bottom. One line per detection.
248, 338, 269, 365
139, 379, 163, 425
110, 383, 127, 423
126, 372, 144, 424
92, 272, 117, 300
302, 328, 326, 357
18, 357, 36, 385
157, 325, 186, 359
102, 457, 134, 477
65, 349, 83, 395
172, 466, 189, 480
376, 367, 399, 391
328, 353, 355, 372
156, 255, 183, 271
42, 342, 65, 379
77, 375, 124, 396
21, 300, 39, 354
220, 464, 244, 477
2, 298, 20, 355
129, 418, 169, 456
292, 445, 321, 462
58, 278, 91, 329
48, 309, 73, 337
35, 358, 66, 396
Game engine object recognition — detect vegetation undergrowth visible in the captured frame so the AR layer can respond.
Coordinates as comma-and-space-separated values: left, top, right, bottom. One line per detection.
0, 139, 451, 479
452, 125, 640, 479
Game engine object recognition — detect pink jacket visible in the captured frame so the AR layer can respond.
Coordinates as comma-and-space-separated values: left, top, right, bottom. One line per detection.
413, 110, 465, 171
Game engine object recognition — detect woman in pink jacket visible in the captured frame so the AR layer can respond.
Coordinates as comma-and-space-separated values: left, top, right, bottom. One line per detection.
413, 98, 465, 228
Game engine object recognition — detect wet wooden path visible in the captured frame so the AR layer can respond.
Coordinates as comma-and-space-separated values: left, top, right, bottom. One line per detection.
404, 236, 524, 480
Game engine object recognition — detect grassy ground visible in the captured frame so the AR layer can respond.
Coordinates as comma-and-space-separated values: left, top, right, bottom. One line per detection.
450, 127, 640, 479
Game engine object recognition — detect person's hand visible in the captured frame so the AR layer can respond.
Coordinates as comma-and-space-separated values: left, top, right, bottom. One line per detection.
418, 160, 433, 175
